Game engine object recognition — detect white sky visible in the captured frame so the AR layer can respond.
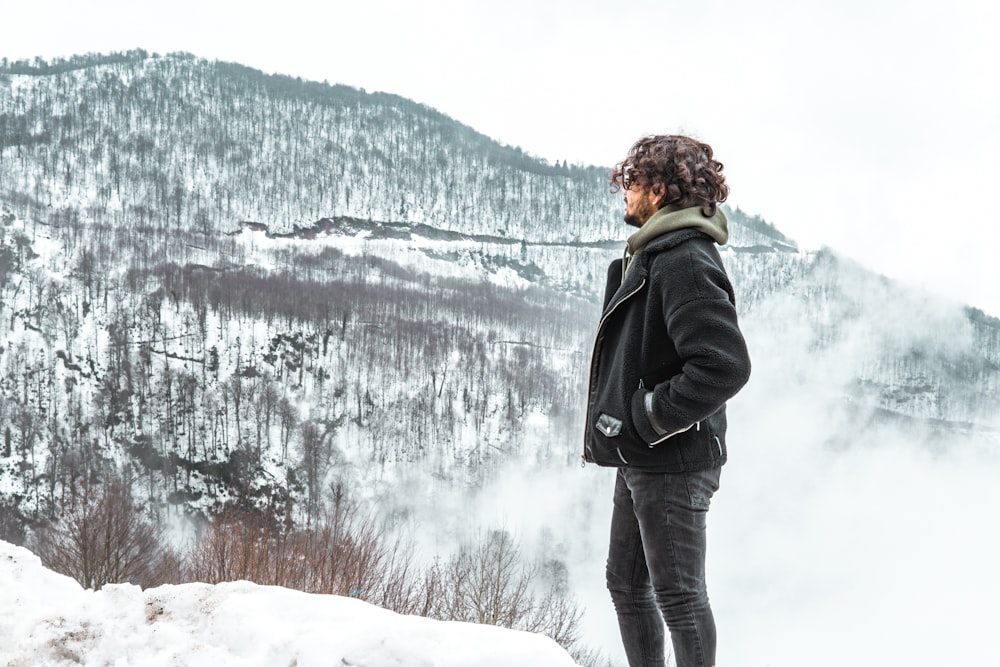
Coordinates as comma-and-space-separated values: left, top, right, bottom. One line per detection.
3, 0, 999, 315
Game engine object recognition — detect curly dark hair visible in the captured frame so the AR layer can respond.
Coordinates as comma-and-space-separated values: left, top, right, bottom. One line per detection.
610, 135, 729, 217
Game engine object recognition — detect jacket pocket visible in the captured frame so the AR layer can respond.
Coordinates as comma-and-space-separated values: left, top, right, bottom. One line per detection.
630, 387, 698, 446
596, 413, 622, 437
589, 414, 631, 466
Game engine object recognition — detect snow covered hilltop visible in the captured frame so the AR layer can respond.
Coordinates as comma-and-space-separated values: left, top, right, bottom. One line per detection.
0, 540, 581, 667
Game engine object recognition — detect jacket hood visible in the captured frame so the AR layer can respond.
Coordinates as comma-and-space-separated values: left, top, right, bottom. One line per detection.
626, 205, 728, 256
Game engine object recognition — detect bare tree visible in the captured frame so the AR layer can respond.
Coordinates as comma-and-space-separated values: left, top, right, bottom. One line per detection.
184, 506, 289, 586
300, 420, 330, 522
184, 484, 426, 614
427, 529, 583, 652
30, 478, 177, 589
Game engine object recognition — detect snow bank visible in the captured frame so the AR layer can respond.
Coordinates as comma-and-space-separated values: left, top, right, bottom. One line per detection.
0, 541, 580, 667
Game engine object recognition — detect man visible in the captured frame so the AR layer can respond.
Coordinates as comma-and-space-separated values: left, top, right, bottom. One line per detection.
584, 135, 751, 667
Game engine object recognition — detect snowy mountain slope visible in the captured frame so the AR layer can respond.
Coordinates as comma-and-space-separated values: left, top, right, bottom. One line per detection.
725, 246, 1000, 427
3, 197, 997, 527
0, 52, 805, 250
0, 205, 597, 526
0, 540, 581, 667
0, 48, 812, 529
1, 51, 612, 243
3, 51, 1000, 667
231, 211, 1000, 427
1, 49, 998, 530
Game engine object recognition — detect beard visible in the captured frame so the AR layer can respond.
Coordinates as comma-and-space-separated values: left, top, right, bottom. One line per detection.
624, 197, 658, 228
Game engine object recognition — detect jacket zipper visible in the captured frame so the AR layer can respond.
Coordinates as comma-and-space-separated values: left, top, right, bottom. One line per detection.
582, 278, 647, 466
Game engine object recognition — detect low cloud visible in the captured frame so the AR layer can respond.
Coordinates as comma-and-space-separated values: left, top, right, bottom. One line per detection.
401, 279, 1000, 666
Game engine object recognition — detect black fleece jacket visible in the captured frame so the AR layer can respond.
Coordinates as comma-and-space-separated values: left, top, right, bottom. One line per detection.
583, 228, 751, 471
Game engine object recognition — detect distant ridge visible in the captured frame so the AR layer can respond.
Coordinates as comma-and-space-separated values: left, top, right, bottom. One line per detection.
0, 50, 779, 246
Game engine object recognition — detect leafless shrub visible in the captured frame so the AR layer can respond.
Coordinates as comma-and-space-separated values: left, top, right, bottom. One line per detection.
426, 529, 583, 652
183, 483, 428, 613
183, 507, 285, 585
30, 478, 177, 589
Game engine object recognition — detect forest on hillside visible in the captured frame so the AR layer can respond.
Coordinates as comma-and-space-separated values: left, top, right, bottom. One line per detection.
0, 210, 595, 525
0, 50, 619, 242
3, 53, 1000, 667
0, 201, 611, 662
4, 197, 1000, 538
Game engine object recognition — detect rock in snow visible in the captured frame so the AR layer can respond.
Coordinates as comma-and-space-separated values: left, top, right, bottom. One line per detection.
0, 541, 580, 667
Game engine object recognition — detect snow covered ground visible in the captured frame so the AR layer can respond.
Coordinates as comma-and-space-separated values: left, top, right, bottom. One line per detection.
0, 541, 580, 667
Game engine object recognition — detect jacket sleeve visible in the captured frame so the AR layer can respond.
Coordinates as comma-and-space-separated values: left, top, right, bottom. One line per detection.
629, 248, 751, 443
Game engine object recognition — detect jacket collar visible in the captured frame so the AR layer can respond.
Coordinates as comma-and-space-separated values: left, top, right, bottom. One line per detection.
621, 205, 727, 279
605, 227, 716, 317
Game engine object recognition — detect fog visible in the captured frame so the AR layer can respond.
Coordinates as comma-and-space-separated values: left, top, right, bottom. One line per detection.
401, 284, 1000, 666
711, 306, 1000, 666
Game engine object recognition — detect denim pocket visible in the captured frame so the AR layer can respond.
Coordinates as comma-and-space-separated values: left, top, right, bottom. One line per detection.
684, 466, 721, 510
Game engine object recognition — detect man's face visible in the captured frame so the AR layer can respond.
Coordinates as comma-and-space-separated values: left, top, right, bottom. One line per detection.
623, 184, 661, 228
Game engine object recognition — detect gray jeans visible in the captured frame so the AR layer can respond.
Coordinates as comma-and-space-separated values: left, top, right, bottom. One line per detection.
606, 466, 721, 667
